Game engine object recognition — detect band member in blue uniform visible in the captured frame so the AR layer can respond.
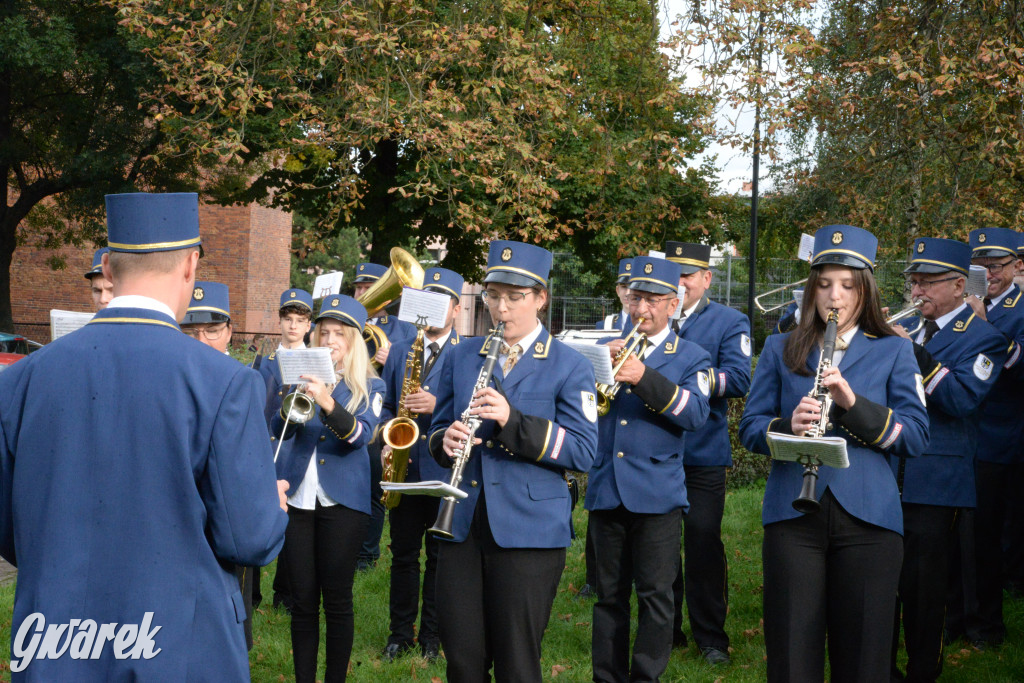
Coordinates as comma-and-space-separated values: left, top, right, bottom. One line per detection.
962, 227, 1024, 648
427, 240, 598, 682
0, 192, 288, 680
586, 256, 711, 682
888, 238, 1007, 682
772, 297, 802, 335
380, 267, 464, 662
353, 261, 417, 570
664, 241, 752, 664
739, 224, 929, 683
84, 246, 113, 311
595, 258, 633, 331
273, 295, 386, 683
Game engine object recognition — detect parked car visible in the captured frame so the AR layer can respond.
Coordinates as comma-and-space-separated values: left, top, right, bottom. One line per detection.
0, 351, 24, 372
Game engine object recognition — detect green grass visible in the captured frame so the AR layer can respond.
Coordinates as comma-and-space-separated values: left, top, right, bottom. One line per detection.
2, 486, 1022, 681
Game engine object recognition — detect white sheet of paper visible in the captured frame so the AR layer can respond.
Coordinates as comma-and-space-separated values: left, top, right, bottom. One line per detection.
798, 233, 815, 262
648, 250, 666, 259
566, 341, 616, 385
966, 265, 988, 299
277, 347, 336, 385
312, 271, 344, 299
671, 284, 687, 320
397, 287, 450, 327
766, 432, 849, 469
50, 309, 94, 340
380, 480, 469, 499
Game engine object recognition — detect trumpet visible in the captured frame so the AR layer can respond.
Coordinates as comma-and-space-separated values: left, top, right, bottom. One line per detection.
755, 278, 808, 313
429, 322, 506, 539
595, 319, 647, 417
793, 308, 839, 514
358, 247, 425, 367
380, 327, 425, 509
273, 388, 318, 463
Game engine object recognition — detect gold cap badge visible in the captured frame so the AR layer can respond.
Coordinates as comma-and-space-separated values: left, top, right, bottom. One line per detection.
193, 287, 204, 301
289, 291, 297, 298
331, 298, 340, 307
832, 231, 843, 244
433, 272, 441, 281
644, 263, 654, 274
917, 242, 925, 253
978, 233, 987, 243
501, 248, 513, 262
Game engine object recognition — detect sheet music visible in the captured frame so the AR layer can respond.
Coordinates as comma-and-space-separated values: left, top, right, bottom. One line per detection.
798, 233, 816, 262
397, 287, 450, 328
566, 341, 616, 385
966, 265, 988, 299
50, 309, 94, 340
767, 432, 849, 469
671, 284, 687, 320
312, 271, 344, 299
648, 250, 666, 259
276, 347, 336, 385
380, 480, 469, 499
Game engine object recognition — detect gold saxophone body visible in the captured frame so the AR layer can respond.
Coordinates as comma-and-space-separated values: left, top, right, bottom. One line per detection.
380, 327, 425, 509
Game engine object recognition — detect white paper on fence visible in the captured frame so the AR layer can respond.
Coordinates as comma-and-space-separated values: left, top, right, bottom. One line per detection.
50, 309, 94, 340
312, 271, 344, 299
557, 328, 615, 343
766, 432, 849, 469
566, 341, 616, 385
798, 233, 816, 262
671, 284, 687, 319
277, 347, 336, 385
380, 480, 469, 499
648, 250, 666, 259
397, 287, 450, 328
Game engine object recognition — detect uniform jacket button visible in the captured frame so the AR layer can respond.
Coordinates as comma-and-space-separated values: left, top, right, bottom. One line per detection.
420, 435, 427, 441
320, 435, 326, 441
616, 451, 624, 458
319, 459, 325, 465
470, 480, 478, 487
620, 419, 627, 426
485, 440, 493, 448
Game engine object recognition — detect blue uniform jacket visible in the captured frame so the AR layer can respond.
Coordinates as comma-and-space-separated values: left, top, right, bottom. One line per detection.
375, 313, 417, 348
0, 307, 288, 681
273, 377, 386, 514
891, 307, 1006, 507
675, 298, 752, 466
427, 327, 598, 548
595, 311, 629, 332
585, 331, 711, 514
739, 330, 929, 534
258, 350, 284, 428
976, 284, 1024, 464
380, 331, 462, 483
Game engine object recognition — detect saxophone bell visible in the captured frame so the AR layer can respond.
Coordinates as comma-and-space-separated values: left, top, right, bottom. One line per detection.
380, 326, 426, 509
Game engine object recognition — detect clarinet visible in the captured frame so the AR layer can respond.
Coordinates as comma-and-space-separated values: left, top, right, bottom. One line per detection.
428, 322, 506, 539
793, 308, 839, 514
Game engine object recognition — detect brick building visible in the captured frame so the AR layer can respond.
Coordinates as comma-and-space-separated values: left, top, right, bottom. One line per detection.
11, 203, 292, 342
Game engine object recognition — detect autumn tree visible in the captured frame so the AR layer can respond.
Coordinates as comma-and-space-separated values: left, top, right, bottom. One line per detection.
113, 0, 717, 284
0, 1, 197, 332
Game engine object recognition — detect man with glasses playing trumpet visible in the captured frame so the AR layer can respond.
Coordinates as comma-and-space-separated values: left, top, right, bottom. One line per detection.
888, 237, 1007, 682
585, 255, 712, 683
958, 227, 1024, 649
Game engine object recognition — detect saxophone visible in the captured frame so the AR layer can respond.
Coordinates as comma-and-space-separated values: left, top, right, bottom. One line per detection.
792, 308, 839, 513
429, 322, 506, 539
380, 327, 426, 509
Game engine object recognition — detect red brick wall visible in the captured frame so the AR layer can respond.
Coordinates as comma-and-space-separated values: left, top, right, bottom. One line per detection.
10, 204, 292, 342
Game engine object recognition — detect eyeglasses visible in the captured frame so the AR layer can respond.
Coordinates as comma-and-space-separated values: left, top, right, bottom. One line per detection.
481, 290, 533, 307
974, 257, 1018, 275
904, 275, 960, 293
183, 323, 229, 340
626, 294, 673, 307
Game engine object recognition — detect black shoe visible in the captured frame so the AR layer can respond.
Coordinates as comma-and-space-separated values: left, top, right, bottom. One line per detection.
672, 630, 689, 648
420, 641, 441, 661
383, 642, 414, 662
701, 647, 730, 665
577, 583, 597, 600
357, 558, 377, 572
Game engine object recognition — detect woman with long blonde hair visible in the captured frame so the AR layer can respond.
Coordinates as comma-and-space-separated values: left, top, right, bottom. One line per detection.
273, 295, 385, 683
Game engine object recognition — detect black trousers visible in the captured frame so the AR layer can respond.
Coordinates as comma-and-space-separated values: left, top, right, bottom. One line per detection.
591, 506, 682, 683
436, 495, 565, 683
891, 503, 958, 683
1003, 463, 1024, 593
672, 465, 729, 651
359, 441, 386, 563
762, 490, 903, 683
284, 502, 369, 683
971, 460, 1021, 644
945, 510, 978, 641
387, 492, 441, 648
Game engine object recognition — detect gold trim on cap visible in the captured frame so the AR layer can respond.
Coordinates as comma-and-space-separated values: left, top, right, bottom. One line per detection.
318, 310, 362, 330
629, 275, 676, 290
910, 257, 967, 274
971, 245, 1016, 256
426, 284, 460, 299
107, 236, 201, 251
666, 256, 709, 268
186, 305, 231, 317
88, 317, 179, 331
485, 264, 548, 287
811, 247, 875, 267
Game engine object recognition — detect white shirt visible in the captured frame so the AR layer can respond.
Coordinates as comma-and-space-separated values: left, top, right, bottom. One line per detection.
915, 302, 967, 344
287, 447, 340, 510
424, 330, 453, 366
641, 325, 673, 359
987, 284, 1013, 310
277, 342, 306, 352
107, 295, 176, 321
499, 320, 544, 373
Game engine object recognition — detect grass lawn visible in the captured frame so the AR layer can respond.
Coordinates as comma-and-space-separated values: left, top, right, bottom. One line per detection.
1, 485, 1021, 681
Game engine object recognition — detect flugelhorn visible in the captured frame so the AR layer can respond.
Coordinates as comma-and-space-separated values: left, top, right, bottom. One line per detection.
273, 388, 317, 463
358, 247, 425, 367
886, 299, 925, 333
755, 278, 808, 313
429, 322, 506, 539
595, 320, 647, 417
380, 327, 425, 509
793, 308, 839, 513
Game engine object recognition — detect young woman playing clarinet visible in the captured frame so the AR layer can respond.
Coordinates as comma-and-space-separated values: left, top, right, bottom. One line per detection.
739, 225, 929, 683
273, 295, 385, 683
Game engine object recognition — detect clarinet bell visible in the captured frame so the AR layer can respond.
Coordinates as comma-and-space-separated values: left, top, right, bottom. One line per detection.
792, 467, 821, 514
